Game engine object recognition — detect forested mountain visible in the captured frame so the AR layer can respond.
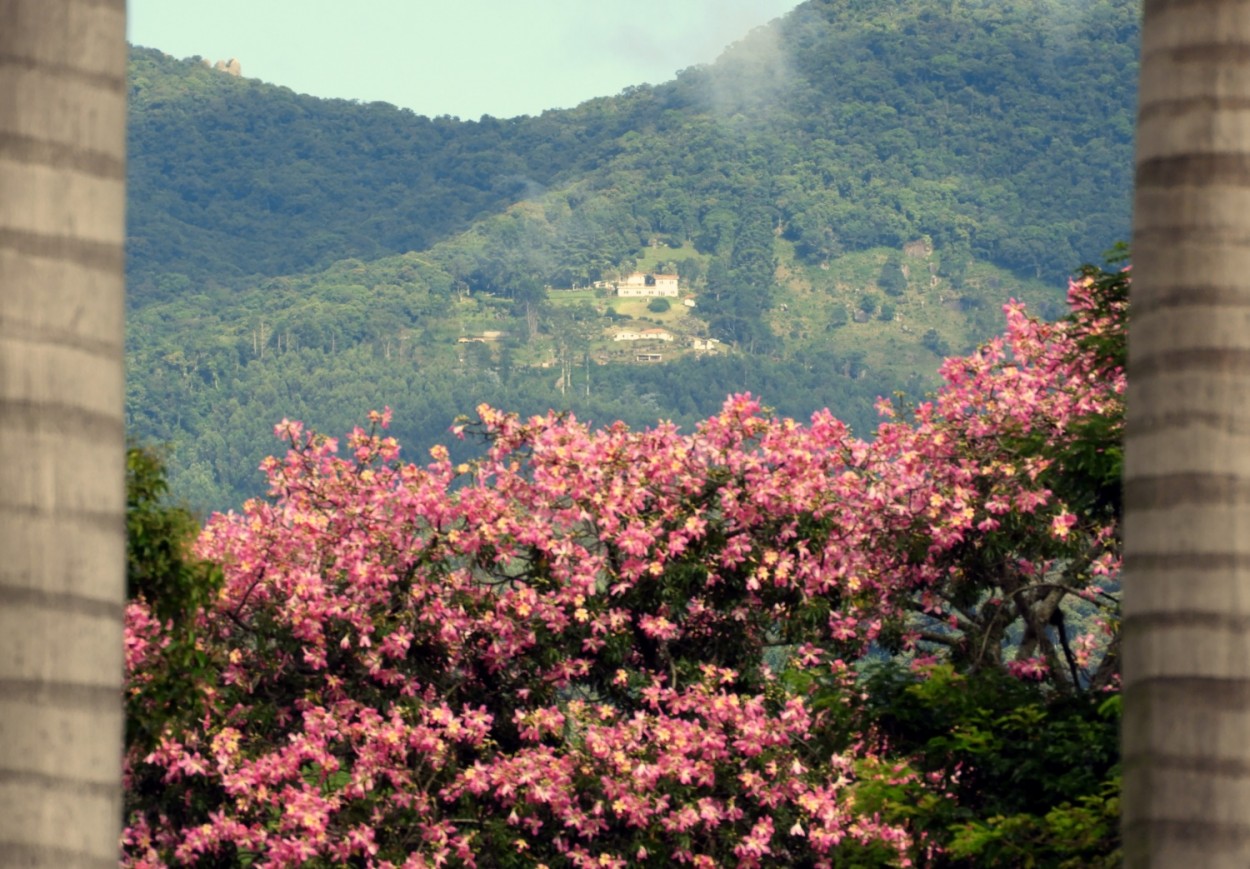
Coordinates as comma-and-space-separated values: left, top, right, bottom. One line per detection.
126, 0, 1139, 510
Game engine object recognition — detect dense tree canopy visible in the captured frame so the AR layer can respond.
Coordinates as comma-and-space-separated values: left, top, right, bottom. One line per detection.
124, 266, 1126, 866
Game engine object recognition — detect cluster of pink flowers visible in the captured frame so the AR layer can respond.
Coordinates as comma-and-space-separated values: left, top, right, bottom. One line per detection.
123, 277, 1123, 866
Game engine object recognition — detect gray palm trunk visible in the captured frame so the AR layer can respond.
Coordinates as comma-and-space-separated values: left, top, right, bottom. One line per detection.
1125, 0, 1250, 865
0, 1, 127, 865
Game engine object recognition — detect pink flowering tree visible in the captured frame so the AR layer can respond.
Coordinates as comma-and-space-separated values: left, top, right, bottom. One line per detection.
123, 266, 1126, 867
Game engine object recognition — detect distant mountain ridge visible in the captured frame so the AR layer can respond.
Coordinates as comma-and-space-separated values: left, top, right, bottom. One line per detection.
125, 0, 1139, 510
127, 0, 1136, 299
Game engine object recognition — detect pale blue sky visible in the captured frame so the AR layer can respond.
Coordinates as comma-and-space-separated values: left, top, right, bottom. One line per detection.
127, 1, 800, 119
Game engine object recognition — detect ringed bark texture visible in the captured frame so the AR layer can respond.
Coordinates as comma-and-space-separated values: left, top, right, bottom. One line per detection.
0, 0, 127, 865
1127, 0, 1250, 865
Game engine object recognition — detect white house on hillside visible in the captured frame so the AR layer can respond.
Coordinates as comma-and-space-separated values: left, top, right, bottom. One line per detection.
610, 271, 680, 298
613, 327, 674, 342
638, 328, 674, 342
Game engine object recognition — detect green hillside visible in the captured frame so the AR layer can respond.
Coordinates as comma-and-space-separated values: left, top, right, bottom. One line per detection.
125, 0, 1138, 510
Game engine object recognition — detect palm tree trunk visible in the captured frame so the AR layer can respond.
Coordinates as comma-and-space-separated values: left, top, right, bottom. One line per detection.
1125, 1, 1250, 865
0, 1, 127, 865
